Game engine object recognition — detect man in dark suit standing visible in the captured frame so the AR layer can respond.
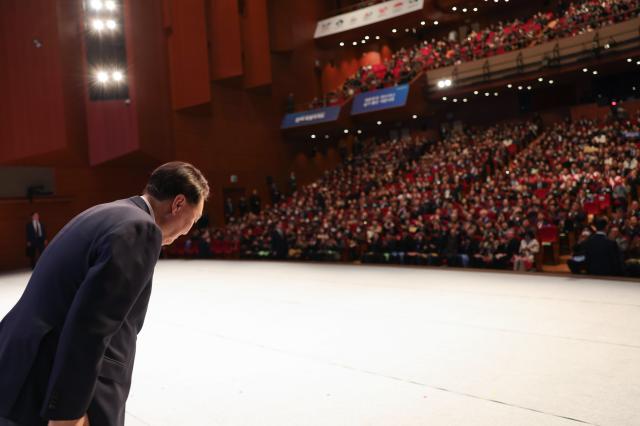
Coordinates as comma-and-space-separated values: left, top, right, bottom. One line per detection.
25, 212, 47, 270
584, 217, 623, 276
0, 162, 209, 426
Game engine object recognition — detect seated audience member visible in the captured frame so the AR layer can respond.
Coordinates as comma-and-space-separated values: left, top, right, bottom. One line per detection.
584, 217, 623, 276
567, 229, 591, 274
513, 230, 540, 271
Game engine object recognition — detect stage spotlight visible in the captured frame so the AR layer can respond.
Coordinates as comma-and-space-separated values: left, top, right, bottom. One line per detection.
90, 0, 103, 11
96, 70, 109, 83
112, 70, 124, 82
92, 19, 105, 31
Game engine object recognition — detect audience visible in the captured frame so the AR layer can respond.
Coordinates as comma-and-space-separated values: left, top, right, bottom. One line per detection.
168, 107, 640, 278
302, 0, 640, 111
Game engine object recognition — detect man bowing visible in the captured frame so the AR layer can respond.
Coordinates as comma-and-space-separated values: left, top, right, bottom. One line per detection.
0, 161, 209, 426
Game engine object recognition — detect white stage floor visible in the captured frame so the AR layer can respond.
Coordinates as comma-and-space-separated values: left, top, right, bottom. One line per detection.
1, 260, 640, 426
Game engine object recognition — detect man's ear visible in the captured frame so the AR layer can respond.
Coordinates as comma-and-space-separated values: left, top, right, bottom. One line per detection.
171, 194, 187, 215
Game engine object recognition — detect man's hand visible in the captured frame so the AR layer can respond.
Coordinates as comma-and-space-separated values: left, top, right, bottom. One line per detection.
48, 414, 90, 426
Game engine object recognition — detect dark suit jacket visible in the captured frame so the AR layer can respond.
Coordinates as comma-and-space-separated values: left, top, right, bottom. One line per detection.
0, 196, 162, 426
584, 233, 623, 276
25, 222, 46, 256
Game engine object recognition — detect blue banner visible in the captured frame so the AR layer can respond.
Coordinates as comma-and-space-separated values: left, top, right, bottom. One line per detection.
281, 106, 341, 129
351, 85, 410, 115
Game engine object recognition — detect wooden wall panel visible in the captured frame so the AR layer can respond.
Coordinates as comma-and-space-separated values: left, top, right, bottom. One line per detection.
209, 0, 243, 80
166, 0, 211, 109
128, 0, 173, 161
0, 0, 69, 163
268, 0, 294, 52
240, 0, 272, 88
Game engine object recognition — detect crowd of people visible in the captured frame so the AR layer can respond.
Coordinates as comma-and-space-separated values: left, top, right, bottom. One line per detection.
167, 108, 640, 277
306, 0, 640, 110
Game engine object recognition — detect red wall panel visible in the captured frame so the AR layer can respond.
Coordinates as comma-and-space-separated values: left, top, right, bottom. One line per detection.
240, 0, 272, 88
268, 0, 294, 52
209, 0, 243, 80
166, 0, 211, 109
0, 0, 68, 163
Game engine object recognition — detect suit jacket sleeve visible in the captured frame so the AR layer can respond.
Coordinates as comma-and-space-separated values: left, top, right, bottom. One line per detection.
41, 220, 162, 420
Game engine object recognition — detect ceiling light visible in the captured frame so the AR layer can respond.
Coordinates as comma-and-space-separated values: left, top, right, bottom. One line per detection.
105, 19, 116, 30
92, 19, 105, 31
507, 84, 512, 88
361, 40, 366, 44
375, 36, 380, 40
357, 129, 362, 134
494, 92, 498, 96
420, 21, 426, 26
339, 42, 344, 46
433, 20, 439, 25
452, 6, 457, 11
538, 77, 543, 82
412, 114, 418, 119
582, 68, 588, 72
392, 28, 397, 33
442, 96, 447, 101
627, 58, 633, 62
463, 98, 468, 102
518, 86, 523, 90
453, 98, 458, 103
527, 85, 532, 90
473, 90, 479, 95
377, 121, 382, 125
90, 0, 103, 11
96, 71, 109, 83
548, 80, 554, 84
112, 70, 124, 82
592, 70, 598, 75
462, 8, 467, 12
343, 129, 349, 134
473, 7, 478, 11
105, 0, 116, 10
365, 36, 370, 40
311, 134, 316, 139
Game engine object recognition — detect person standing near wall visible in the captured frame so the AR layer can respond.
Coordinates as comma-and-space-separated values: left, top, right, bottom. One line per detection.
25, 212, 47, 270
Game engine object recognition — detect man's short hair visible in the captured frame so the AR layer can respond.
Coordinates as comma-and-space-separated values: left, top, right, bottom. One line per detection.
593, 216, 608, 231
145, 161, 209, 204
